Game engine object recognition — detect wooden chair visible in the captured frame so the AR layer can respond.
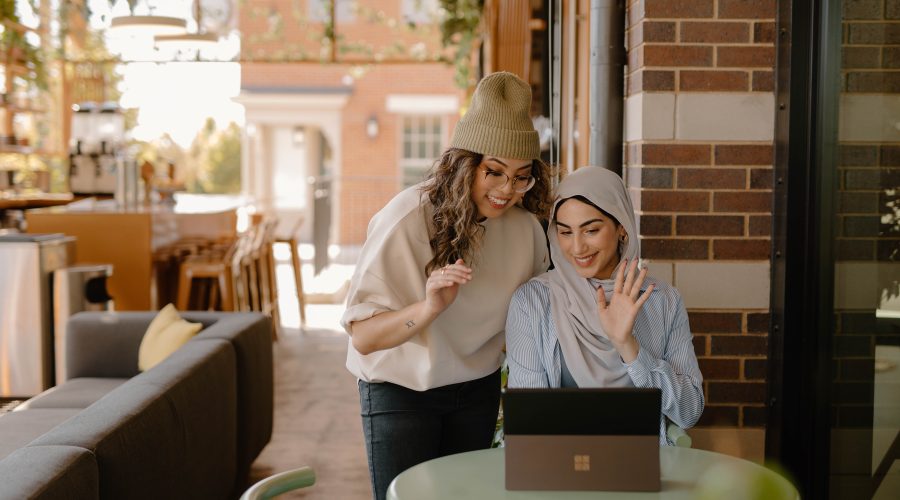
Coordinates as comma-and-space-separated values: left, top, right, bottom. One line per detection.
273, 217, 307, 326
175, 234, 249, 311
242, 215, 280, 340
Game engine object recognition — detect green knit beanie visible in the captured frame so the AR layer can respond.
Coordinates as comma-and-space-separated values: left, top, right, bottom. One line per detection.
450, 72, 540, 160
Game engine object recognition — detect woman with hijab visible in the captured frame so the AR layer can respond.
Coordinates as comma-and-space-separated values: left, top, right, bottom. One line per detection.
505, 166, 704, 443
342, 72, 553, 500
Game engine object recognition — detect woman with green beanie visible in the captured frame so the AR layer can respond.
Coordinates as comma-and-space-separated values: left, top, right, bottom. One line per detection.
341, 71, 553, 500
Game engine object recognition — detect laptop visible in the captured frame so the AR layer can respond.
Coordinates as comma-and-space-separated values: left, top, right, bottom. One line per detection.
503, 388, 662, 492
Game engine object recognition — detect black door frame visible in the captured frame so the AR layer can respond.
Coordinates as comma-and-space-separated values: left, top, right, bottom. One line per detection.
768, 0, 841, 497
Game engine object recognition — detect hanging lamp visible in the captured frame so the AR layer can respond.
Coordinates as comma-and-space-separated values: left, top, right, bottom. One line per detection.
154, 0, 219, 49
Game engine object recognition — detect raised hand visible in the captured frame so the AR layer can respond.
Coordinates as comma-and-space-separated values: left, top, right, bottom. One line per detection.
596, 259, 655, 362
424, 259, 472, 317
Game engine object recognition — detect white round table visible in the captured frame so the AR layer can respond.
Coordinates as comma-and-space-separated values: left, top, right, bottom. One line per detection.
387, 446, 799, 499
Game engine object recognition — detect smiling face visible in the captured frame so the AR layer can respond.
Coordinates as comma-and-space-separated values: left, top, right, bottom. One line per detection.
555, 198, 627, 280
469, 156, 534, 219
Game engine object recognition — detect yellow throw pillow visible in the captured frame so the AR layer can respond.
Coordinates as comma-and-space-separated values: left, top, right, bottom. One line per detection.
138, 304, 203, 371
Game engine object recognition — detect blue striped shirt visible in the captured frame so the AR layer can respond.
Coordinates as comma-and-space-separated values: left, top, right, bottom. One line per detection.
505, 278, 705, 444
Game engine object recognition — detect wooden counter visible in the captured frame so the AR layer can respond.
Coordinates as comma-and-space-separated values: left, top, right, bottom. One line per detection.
26, 195, 244, 311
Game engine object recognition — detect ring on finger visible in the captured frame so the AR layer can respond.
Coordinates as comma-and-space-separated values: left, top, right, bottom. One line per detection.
440, 267, 446, 275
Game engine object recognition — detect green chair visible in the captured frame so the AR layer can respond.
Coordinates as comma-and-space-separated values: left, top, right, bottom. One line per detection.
240, 466, 316, 500
667, 422, 693, 448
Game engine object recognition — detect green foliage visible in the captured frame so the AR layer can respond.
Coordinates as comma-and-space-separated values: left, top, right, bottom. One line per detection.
188, 118, 242, 194
133, 120, 241, 195
438, 0, 484, 89
0, 1, 47, 91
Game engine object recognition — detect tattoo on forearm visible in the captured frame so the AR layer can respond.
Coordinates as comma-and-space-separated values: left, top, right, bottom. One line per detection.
405, 320, 415, 329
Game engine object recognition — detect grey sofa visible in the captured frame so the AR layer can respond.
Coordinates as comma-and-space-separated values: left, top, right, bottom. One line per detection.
0, 311, 273, 500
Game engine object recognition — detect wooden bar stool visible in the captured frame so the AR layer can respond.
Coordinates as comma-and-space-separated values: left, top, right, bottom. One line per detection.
274, 217, 307, 326
175, 234, 247, 311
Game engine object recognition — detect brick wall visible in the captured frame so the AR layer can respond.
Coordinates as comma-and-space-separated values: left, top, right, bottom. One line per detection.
625, 0, 776, 427
239, 1, 462, 244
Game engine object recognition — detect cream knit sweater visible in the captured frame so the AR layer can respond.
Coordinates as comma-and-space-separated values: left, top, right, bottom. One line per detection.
341, 183, 548, 391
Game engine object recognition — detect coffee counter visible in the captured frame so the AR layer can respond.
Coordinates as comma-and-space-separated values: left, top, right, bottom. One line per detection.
26, 195, 246, 310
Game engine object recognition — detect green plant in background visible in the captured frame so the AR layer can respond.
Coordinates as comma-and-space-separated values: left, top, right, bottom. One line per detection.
438, 0, 484, 89
0, 0, 47, 91
187, 118, 241, 194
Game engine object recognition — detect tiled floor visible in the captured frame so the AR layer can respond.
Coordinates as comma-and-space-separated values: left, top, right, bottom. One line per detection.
246, 246, 370, 499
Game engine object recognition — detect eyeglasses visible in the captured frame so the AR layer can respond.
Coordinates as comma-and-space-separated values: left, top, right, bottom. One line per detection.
480, 167, 536, 193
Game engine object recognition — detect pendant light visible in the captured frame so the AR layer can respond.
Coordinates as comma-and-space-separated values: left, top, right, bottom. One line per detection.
109, 0, 187, 38
154, 0, 219, 49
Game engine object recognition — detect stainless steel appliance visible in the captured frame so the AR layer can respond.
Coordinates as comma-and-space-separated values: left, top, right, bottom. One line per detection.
0, 233, 74, 397
53, 264, 113, 385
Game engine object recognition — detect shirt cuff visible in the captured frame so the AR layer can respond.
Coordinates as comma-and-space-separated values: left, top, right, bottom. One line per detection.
624, 346, 655, 387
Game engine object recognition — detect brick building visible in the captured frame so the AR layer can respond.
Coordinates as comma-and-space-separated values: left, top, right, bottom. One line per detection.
237, 0, 464, 250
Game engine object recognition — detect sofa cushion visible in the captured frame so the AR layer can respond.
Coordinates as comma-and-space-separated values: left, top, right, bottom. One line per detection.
31, 339, 238, 500
138, 304, 202, 371
16, 378, 128, 410
0, 409, 81, 461
0, 445, 98, 500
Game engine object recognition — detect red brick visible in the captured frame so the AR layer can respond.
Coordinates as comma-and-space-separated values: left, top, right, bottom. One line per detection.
749, 215, 772, 236
644, 21, 677, 42
717, 46, 776, 67
699, 358, 741, 379
744, 359, 768, 379
680, 21, 750, 43
715, 144, 773, 165
643, 144, 711, 165
711, 335, 767, 355
680, 70, 749, 91
707, 382, 766, 404
677, 215, 744, 236
641, 190, 710, 212
689, 311, 743, 333
750, 168, 773, 189
640, 215, 673, 236
753, 22, 776, 43
644, 0, 714, 18
718, 0, 776, 19
752, 70, 774, 91
698, 405, 740, 425
644, 45, 714, 67
628, 44, 643, 70
713, 239, 771, 259
693, 334, 709, 356
642, 238, 709, 259
628, 0, 645, 27
742, 405, 767, 426
714, 192, 772, 213
678, 167, 746, 188
644, 70, 677, 90
747, 313, 770, 333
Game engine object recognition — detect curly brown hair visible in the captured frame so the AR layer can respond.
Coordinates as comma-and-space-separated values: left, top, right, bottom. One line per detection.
419, 148, 553, 275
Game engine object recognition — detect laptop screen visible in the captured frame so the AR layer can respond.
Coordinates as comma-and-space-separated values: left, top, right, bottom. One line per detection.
503, 388, 662, 436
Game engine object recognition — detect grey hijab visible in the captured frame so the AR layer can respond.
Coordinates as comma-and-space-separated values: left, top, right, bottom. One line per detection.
533, 166, 641, 388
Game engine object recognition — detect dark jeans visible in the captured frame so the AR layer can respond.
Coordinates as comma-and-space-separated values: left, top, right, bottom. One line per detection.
358, 369, 501, 500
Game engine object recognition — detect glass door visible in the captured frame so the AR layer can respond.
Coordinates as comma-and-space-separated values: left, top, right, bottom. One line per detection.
830, 1, 900, 497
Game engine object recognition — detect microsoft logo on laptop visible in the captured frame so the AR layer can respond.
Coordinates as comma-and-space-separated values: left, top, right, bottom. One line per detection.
574, 454, 591, 472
